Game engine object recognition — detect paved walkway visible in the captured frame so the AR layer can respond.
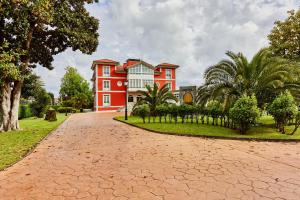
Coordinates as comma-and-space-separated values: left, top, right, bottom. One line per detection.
1, 113, 300, 200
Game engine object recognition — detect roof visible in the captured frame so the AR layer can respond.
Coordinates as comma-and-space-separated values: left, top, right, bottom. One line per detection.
91, 59, 120, 70
156, 63, 179, 69
93, 59, 119, 63
126, 60, 155, 70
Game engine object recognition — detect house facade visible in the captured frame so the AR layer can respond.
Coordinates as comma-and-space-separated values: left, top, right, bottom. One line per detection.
91, 58, 179, 111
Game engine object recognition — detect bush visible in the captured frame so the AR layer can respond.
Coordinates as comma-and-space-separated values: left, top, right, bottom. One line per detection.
178, 104, 189, 123
206, 100, 223, 125
156, 105, 168, 123
169, 104, 179, 123
57, 107, 73, 113
52, 105, 60, 111
45, 108, 57, 121
136, 104, 150, 123
268, 91, 298, 134
229, 95, 260, 134
19, 104, 33, 119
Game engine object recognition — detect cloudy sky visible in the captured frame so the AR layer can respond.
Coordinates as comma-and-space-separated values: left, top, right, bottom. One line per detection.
34, 0, 299, 97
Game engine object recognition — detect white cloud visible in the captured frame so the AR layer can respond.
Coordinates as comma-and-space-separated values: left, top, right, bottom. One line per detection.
35, 0, 299, 96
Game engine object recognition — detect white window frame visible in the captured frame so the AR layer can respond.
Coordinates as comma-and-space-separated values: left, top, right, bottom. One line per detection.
103, 94, 110, 107
103, 80, 110, 91
103, 66, 110, 77
166, 69, 172, 79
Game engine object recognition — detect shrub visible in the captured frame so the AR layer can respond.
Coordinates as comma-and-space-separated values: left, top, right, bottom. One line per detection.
178, 104, 189, 123
57, 107, 73, 113
268, 91, 298, 134
229, 95, 260, 134
137, 104, 150, 123
156, 105, 168, 123
169, 104, 179, 123
206, 100, 223, 125
19, 104, 33, 119
45, 108, 57, 121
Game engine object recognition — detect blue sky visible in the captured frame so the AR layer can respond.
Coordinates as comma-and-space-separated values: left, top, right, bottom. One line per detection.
34, 0, 299, 97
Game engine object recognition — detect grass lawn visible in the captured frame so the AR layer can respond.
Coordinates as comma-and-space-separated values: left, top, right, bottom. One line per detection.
115, 115, 300, 140
0, 113, 68, 170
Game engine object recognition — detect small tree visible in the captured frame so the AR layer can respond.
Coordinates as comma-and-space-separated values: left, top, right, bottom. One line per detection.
137, 104, 150, 123
30, 88, 51, 118
229, 95, 260, 134
156, 105, 167, 123
169, 104, 179, 124
178, 104, 188, 123
207, 100, 223, 125
268, 91, 298, 134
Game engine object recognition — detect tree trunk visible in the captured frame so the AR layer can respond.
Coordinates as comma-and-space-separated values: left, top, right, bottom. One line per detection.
0, 81, 22, 132
0, 83, 11, 132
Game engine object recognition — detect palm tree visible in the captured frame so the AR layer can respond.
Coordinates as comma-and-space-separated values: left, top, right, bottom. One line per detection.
197, 48, 300, 109
138, 83, 177, 115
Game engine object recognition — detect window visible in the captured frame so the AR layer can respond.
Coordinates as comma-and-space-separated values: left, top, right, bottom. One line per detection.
129, 79, 142, 88
137, 95, 142, 102
143, 79, 154, 87
103, 80, 110, 91
103, 66, 110, 77
128, 95, 134, 102
166, 69, 172, 79
103, 94, 110, 107
128, 64, 154, 75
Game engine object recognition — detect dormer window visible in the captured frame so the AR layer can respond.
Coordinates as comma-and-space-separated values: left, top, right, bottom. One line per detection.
166, 69, 172, 79
103, 66, 110, 77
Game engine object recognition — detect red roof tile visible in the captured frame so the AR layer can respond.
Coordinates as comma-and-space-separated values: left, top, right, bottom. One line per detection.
93, 59, 118, 63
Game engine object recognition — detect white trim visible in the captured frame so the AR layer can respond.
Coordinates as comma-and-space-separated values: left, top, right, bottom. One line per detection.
98, 90, 126, 93
98, 76, 126, 79
95, 66, 98, 109
103, 80, 110, 91
154, 78, 175, 81
103, 94, 111, 107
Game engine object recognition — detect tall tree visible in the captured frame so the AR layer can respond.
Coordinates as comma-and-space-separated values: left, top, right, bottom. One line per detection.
268, 9, 300, 60
60, 66, 93, 109
0, 0, 99, 131
197, 48, 300, 109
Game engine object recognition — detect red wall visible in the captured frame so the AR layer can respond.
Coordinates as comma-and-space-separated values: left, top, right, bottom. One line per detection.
98, 78, 127, 91
97, 92, 126, 107
97, 64, 126, 78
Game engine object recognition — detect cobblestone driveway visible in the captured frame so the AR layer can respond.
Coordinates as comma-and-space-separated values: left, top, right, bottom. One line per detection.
1, 112, 300, 200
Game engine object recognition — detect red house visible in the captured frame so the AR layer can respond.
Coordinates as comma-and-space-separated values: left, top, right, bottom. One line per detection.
91, 58, 179, 111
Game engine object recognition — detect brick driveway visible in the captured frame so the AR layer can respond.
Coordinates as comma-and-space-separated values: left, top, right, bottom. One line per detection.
1, 113, 300, 200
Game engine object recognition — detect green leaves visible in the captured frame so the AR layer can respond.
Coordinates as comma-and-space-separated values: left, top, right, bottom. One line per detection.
229, 95, 260, 134
267, 90, 298, 133
268, 9, 300, 60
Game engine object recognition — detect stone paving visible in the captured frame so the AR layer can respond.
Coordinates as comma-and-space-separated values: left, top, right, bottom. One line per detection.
1, 112, 300, 200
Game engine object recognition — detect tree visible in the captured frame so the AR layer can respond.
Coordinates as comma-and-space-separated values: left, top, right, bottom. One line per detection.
229, 95, 260, 134
268, 9, 300, 60
30, 88, 51, 118
139, 83, 177, 116
268, 91, 298, 134
197, 48, 300, 109
136, 104, 150, 123
59, 66, 93, 109
0, 0, 99, 131
21, 73, 44, 99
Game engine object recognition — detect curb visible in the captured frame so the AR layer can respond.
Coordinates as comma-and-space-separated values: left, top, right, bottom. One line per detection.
113, 117, 300, 143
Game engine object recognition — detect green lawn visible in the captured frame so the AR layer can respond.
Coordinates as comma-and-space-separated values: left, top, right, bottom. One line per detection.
115, 115, 300, 140
0, 114, 68, 170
